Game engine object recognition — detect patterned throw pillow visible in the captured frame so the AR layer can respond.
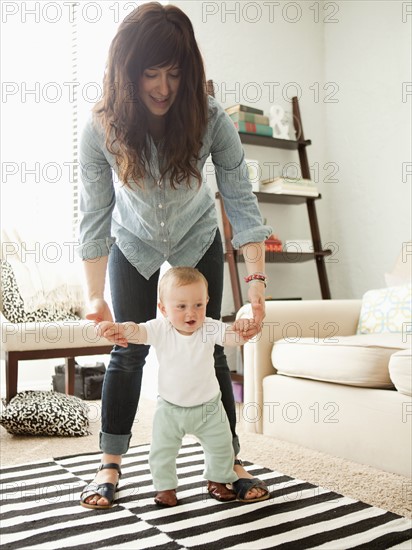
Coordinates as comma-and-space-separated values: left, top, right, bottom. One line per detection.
0, 260, 81, 323
0, 391, 90, 436
357, 284, 412, 334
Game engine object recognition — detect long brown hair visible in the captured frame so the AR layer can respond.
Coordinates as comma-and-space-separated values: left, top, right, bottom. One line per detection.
94, 2, 208, 188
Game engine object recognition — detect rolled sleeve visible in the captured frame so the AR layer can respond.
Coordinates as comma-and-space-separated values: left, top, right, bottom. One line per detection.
210, 100, 272, 249
77, 237, 116, 260
77, 117, 116, 260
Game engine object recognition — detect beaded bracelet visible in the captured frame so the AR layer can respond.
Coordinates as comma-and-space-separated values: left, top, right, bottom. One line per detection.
244, 272, 267, 287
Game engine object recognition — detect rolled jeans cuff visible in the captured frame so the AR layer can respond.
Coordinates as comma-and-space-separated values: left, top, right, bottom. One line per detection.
100, 431, 132, 455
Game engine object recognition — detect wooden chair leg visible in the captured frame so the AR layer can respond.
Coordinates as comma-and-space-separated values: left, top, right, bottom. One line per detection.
65, 357, 76, 395
5, 352, 18, 404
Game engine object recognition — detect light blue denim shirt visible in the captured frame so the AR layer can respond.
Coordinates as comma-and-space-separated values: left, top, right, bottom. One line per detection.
77, 96, 272, 279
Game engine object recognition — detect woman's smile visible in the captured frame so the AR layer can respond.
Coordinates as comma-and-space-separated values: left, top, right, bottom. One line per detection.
139, 66, 181, 116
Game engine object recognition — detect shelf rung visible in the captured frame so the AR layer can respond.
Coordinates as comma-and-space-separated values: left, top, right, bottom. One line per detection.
228, 250, 331, 264
239, 133, 311, 150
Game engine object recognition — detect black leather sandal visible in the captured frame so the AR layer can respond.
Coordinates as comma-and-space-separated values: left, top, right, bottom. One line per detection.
80, 463, 122, 510
233, 459, 270, 503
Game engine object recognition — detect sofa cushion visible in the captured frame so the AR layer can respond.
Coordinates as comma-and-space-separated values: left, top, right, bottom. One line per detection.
356, 284, 411, 335
272, 333, 409, 389
1, 317, 112, 352
388, 348, 412, 396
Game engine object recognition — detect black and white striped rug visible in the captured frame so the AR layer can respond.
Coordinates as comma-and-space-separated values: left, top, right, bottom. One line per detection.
1, 442, 411, 549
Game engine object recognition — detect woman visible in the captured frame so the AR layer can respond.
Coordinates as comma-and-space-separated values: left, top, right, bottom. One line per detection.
78, 2, 272, 509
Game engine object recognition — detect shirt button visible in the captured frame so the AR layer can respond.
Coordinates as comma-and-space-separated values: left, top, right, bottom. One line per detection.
163, 239, 167, 243
163, 253, 167, 257
160, 222, 165, 227
158, 204, 163, 209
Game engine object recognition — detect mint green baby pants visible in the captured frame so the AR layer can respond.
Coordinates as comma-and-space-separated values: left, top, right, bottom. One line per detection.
149, 393, 238, 491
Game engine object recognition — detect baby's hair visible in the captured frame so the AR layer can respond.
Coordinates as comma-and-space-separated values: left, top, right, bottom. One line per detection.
159, 267, 208, 301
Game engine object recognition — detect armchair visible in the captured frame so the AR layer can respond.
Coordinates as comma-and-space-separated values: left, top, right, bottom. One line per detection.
1, 314, 112, 403
1, 231, 112, 403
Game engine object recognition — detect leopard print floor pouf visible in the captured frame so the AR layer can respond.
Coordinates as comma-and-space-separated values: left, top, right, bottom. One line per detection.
0, 391, 90, 436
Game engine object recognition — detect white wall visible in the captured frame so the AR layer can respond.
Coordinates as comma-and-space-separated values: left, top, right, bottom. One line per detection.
176, 0, 411, 310
176, 0, 329, 314
323, 0, 411, 297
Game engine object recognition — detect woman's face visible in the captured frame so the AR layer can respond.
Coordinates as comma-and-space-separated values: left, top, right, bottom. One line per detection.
138, 64, 181, 117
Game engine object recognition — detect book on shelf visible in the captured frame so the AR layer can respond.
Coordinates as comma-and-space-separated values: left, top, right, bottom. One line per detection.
260, 176, 319, 196
229, 111, 270, 125
265, 235, 283, 252
225, 104, 264, 116
234, 121, 273, 137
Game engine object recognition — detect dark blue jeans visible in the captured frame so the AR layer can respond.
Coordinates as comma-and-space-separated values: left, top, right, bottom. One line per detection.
100, 229, 240, 457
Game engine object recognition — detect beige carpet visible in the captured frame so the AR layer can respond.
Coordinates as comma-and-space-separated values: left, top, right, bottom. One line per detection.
1, 397, 411, 519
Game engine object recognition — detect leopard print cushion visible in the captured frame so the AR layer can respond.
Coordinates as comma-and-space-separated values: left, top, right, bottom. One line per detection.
0, 391, 90, 436
1, 260, 81, 323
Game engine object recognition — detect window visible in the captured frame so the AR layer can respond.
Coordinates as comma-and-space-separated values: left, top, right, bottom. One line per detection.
1, 1, 167, 244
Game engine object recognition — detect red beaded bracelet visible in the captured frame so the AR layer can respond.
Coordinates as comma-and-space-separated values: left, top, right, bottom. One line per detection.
244, 273, 267, 287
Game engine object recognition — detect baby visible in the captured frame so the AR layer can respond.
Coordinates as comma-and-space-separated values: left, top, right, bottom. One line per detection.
97, 266, 264, 506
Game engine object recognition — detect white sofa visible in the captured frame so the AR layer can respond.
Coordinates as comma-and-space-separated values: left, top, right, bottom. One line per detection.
238, 300, 412, 478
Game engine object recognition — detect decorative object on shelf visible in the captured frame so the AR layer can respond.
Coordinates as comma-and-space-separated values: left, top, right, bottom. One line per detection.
260, 176, 319, 196
269, 104, 292, 139
244, 158, 260, 192
284, 240, 314, 254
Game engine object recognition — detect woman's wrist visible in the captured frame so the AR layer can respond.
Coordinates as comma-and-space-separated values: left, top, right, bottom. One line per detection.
248, 279, 266, 288
244, 272, 267, 287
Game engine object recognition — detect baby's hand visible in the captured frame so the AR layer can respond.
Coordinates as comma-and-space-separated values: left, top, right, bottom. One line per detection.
231, 318, 260, 341
96, 321, 129, 347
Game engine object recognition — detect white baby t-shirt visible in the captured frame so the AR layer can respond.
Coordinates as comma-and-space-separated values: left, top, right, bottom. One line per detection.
143, 316, 228, 407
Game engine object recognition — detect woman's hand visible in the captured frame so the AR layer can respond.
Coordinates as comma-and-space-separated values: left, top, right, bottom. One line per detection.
241, 241, 266, 333
85, 298, 114, 324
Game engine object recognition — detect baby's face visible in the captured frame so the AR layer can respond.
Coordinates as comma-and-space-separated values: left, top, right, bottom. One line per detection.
159, 281, 208, 335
